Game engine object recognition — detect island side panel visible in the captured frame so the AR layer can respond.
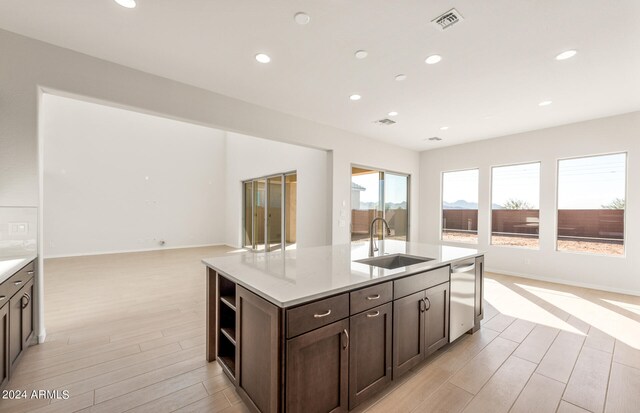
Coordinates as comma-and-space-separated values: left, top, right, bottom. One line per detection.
236, 286, 283, 413
206, 267, 217, 362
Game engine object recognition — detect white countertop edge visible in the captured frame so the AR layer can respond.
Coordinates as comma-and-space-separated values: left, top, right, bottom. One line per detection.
0, 254, 37, 285
203, 249, 483, 308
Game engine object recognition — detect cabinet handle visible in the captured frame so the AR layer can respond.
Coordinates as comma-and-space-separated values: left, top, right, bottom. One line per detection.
451, 264, 475, 273
27, 271, 34, 275
419, 298, 426, 313
14, 280, 23, 286
366, 311, 380, 318
366, 294, 381, 300
313, 309, 332, 318
22, 293, 31, 309
0, 296, 5, 301
424, 297, 431, 311
342, 329, 349, 350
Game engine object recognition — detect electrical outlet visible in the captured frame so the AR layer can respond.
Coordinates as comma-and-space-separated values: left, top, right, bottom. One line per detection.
9, 222, 28, 234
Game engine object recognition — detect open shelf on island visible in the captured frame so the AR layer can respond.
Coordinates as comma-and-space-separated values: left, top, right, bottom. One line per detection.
221, 327, 236, 345
220, 295, 236, 311
217, 274, 237, 380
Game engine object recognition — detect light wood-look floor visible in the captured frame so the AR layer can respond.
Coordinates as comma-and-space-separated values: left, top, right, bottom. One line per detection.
1, 247, 639, 413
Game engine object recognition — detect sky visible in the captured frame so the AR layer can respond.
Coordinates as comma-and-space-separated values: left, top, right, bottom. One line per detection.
492, 163, 540, 208
558, 153, 626, 209
441, 153, 626, 210
443, 169, 479, 205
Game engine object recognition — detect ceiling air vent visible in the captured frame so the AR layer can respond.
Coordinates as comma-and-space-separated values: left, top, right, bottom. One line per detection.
432, 8, 463, 31
376, 118, 396, 126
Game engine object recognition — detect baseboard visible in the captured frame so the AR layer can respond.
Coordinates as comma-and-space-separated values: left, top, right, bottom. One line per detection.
43, 243, 229, 259
486, 266, 640, 297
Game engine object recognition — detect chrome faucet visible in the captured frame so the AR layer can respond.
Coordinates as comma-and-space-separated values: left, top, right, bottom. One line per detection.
369, 217, 391, 257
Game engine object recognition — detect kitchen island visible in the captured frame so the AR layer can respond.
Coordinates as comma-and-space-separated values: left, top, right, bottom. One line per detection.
203, 241, 484, 413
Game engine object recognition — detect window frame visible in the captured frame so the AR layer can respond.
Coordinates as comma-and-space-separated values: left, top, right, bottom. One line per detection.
440, 167, 480, 245
242, 170, 297, 251
350, 164, 411, 242
489, 160, 542, 250
554, 151, 628, 257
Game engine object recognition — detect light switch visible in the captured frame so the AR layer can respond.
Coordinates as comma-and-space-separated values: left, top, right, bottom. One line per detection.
9, 222, 28, 234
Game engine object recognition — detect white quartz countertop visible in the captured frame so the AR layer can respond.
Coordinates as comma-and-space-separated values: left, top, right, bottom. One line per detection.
0, 254, 36, 285
202, 241, 482, 308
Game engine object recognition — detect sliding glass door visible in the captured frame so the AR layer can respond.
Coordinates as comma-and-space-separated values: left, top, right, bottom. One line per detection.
351, 167, 409, 243
243, 172, 296, 251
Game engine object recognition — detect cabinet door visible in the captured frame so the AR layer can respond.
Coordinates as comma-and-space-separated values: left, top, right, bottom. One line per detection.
474, 256, 484, 327
0, 303, 8, 389
8, 279, 34, 374
424, 282, 450, 356
286, 318, 349, 413
349, 302, 392, 409
8, 290, 22, 371
237, 286, 281, 413
392, 290, 425, 379
21, 279, 34, 347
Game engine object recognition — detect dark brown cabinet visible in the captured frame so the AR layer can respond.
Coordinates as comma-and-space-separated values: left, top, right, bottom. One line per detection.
9, 278, 34, 374
286, 318, 349, 413
424, 282, 449, 356
237, 286, 282, 413
348, 302, 392, 409
0, 303, 8, 389
206, 257, 483, 413
393, 281, 450, 379
0, 259, 36, 390
392, 290, 425, 378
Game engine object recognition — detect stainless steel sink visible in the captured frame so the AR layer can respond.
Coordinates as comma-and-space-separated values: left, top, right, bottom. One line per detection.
355, 254, 434, 270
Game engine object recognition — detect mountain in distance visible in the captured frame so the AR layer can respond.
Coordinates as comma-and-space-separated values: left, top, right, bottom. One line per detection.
443, 200, 504, 210
358, 201, 407, 210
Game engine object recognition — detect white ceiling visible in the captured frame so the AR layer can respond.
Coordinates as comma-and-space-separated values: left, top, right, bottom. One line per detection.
1, 0, 639, 151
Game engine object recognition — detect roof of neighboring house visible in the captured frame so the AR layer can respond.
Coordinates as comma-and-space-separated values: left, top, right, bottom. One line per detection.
351, 182, 366, 191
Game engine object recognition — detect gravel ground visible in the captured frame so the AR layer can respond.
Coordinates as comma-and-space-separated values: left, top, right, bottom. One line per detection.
442, 231, 623, 255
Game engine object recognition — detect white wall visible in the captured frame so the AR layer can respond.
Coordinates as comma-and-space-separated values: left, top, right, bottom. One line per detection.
42, 94, 227, 257
420, 111, 640, 295
0, 28, 420, 339
0, 28, 420, 246
224, 132, 330, 248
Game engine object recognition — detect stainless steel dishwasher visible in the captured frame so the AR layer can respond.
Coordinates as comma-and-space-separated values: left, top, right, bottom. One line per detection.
449, 259, 476, 342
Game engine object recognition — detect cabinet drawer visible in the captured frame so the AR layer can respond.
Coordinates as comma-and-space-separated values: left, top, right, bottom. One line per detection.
0, 261, 34, 303
350, 282, 392, 315
286, 293, 349, 338
393, 266, 449, 299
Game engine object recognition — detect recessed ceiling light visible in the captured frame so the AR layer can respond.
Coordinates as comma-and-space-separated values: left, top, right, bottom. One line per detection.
114, 0, 136, 8
294, 12, 310, 25
255, 53, 271, 63
538, 100, 553, 106
349, 94, 361, 101
388, 111, 398, 117
425, 54, 442, 64
428, 137, 442, 141
395, 74, 407, 81
354, 50, 368, 59
555, 50, 577, 60
440, 126, 449, 130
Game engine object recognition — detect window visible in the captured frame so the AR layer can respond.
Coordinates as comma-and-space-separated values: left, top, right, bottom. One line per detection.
491, 162, 540, 248
557, 153, 626, 256
351, 167, 409, 243
442, 169, 479, 243
243, 172, 296, 251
